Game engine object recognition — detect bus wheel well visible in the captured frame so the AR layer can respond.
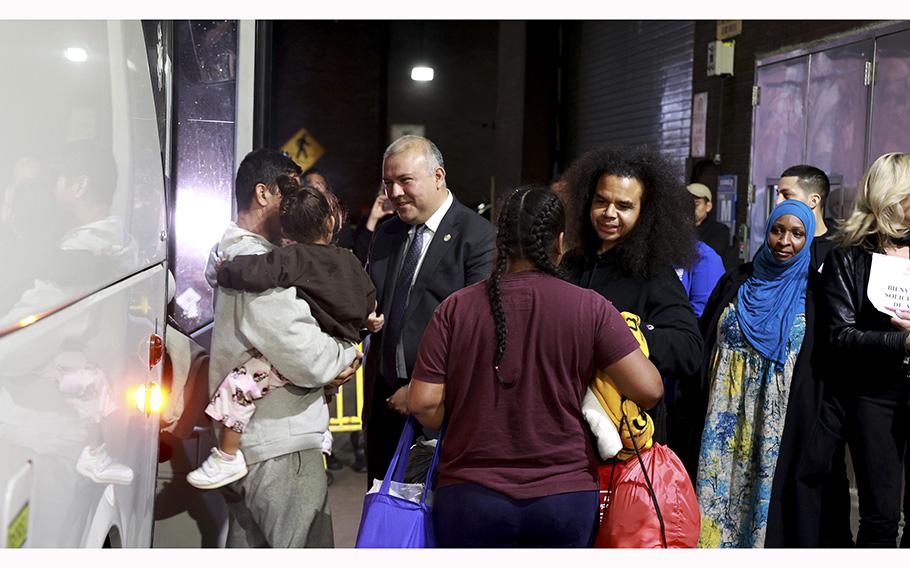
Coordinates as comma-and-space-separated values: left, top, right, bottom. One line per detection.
103, 526, 122, 548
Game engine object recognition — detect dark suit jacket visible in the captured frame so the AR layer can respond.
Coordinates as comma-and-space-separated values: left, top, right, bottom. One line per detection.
363, 196, 495, 421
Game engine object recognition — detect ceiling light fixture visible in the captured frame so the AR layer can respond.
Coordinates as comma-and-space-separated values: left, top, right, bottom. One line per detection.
411, 66, 434, 82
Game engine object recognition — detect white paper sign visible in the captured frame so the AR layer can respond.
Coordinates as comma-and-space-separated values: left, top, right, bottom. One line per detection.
867, 253, 910, 315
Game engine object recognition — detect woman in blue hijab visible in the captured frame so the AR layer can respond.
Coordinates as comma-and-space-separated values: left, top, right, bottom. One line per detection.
693, 200, 817, 548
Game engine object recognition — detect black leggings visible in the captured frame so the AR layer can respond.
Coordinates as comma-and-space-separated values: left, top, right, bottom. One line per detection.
433, 483, 599, 548
847, 389, 909, 547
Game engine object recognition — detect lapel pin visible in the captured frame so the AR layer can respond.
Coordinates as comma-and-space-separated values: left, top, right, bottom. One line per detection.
443, 234, 452, 242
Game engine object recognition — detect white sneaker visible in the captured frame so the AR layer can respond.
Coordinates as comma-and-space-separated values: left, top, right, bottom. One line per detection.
186, 448, 248, 489
76, 444, 134, 485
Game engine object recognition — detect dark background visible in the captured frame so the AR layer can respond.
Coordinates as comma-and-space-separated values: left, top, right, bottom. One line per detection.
266, 20, 878, 229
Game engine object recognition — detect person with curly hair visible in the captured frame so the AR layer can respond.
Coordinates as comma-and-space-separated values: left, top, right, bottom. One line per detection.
407, 185, 662, 547
560, 146, 702, 455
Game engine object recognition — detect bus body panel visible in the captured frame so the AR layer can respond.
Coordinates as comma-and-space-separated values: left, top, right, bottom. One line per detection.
0, 264, 166, 547
0, 21, 167, 547
0, 20, 167, 332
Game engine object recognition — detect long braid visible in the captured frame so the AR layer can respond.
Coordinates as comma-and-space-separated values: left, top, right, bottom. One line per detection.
488, 245, 511, 386
487, 188, 528, 386
488, 186, 566, 387
525, 194, 568, 280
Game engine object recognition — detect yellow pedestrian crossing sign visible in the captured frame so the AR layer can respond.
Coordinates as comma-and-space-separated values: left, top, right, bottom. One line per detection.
281, 127, 325, 171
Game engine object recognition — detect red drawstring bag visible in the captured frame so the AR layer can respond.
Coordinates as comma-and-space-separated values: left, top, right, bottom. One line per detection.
594, 443, 700, 548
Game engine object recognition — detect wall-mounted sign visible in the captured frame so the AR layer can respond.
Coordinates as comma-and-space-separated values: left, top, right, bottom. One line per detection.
716, 174, 737, 238
691, 92, 708, 158
390, 123, 425, 143
717, 20, 742, 41
281, 127, 325, 171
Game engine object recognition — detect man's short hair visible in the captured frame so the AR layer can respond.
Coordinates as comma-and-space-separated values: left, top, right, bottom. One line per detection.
303, 167, 331, 189
383, 135, 445, 173
50, 141, 118, 207
781, 164, 830, 206
235, 149, 301, 212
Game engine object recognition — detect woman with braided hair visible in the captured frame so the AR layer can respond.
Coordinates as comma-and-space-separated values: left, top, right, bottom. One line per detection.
407, 185, 662, 547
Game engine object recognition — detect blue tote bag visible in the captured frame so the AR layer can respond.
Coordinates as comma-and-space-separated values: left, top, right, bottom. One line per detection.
355, 416, 444, 548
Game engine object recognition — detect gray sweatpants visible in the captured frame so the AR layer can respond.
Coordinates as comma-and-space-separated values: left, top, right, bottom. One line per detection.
220, 448, 333, 547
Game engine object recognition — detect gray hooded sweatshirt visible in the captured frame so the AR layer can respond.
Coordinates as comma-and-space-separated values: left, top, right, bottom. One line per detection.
206, 222, 357, 464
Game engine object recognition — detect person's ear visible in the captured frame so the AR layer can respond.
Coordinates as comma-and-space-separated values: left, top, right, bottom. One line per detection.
73, 174, 90, 200
705, 199, 713, 214
434, 166, 446, 190
555, 231, 566, 263
808, 193, 821, 210
254, 182, 271, 207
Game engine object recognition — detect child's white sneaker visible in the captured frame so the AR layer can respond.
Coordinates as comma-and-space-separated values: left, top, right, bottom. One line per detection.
187, 448, 247, 489
76, 444, 134, 485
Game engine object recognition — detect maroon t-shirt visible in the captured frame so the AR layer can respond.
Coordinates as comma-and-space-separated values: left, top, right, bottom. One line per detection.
412, 271, 639, 500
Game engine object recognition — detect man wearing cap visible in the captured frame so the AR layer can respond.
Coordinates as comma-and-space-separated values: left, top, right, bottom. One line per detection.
688, 182, 731, 268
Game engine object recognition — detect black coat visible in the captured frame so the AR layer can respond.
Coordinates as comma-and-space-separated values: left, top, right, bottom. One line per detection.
563, 249, 703, 445
810, 221, 837, 273
822, 245, 909, 388
692, 262, 826, 547
363, 197, 495, 422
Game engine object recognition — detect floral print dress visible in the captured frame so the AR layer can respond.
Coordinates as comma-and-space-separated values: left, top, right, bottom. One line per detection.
696, 300, 805, 548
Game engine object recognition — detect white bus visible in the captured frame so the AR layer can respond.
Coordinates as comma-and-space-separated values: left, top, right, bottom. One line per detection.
0, 21, 169, 547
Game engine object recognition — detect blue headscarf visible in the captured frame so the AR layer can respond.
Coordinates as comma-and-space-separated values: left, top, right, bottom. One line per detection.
736, 200, 816, 364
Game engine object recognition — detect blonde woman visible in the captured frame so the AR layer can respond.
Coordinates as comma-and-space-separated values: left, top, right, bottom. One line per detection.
822, 152, 910, 547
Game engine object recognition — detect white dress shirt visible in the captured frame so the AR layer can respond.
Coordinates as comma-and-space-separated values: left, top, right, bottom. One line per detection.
393, 190, 454, 377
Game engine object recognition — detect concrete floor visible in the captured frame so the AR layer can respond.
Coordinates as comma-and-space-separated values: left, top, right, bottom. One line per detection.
325, 432, 368, 548
153, 429, 369, 548
155, 429, 905, 547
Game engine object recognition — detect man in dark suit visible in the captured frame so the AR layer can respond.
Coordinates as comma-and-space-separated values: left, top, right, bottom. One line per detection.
363, 135, 495, 484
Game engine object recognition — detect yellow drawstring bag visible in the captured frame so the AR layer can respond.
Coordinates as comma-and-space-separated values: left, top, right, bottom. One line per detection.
588, 312, 654, 461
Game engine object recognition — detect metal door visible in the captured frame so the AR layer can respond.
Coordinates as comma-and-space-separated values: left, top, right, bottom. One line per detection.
868, 29, 910, 167
748, 23, 910, 258
749, 58, 808, 257
805, 40, 873, 220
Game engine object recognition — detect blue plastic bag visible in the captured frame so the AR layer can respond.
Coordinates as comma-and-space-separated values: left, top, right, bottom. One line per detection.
355, 416, 443, 548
